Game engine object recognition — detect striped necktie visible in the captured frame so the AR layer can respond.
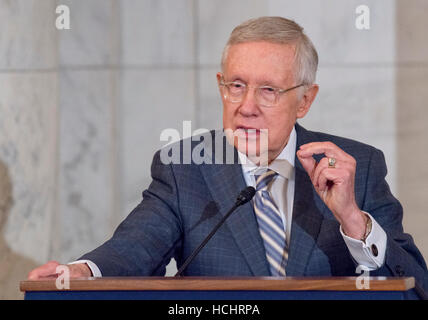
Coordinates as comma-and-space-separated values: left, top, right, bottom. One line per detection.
254, 170, 288, 276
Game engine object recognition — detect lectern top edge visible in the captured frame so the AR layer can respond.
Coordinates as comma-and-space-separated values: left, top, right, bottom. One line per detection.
20, 276, 415, 292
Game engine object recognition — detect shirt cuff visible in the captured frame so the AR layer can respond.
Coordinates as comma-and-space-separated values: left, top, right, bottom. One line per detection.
340, 212, 387, 271
68, 260, 103, 277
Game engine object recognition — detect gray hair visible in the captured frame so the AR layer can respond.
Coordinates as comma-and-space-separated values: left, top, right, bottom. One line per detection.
221, 16, 318, 86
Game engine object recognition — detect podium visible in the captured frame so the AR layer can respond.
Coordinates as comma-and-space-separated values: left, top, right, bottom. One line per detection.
20, 277, 420, 300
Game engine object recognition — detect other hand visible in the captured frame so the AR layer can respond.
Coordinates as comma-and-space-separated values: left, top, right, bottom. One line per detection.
296, 141, 367, 240
27, 261, 92, 280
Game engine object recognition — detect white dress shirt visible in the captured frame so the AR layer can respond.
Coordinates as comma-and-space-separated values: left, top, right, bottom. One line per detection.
74, 127, 387, 276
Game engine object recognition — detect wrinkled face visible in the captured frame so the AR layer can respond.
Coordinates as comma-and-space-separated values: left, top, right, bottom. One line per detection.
218, 41, 317, 164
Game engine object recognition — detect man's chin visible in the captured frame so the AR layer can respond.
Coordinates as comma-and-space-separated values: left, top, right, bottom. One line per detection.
235, 140, 269, 166
223, 127, 269, 165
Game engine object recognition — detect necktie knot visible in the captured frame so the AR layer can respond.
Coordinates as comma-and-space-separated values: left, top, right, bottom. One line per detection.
255, 170, 277, 191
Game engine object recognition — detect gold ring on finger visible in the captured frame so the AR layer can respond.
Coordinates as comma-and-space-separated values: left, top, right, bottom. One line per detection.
328, 157, 336, 168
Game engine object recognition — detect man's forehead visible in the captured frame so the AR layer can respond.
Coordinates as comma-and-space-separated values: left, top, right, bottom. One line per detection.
224, 41, 297, 84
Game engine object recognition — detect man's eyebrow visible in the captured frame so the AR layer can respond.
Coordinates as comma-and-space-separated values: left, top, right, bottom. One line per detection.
225, 75, 285, 87
225, 75, 245, 82
257, 79, 283, 88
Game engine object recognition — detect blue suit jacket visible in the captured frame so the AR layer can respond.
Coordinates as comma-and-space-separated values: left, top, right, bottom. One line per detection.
81, 123, 428, 290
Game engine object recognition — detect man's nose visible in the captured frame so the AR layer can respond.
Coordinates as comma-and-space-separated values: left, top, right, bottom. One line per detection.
238, 87, 259, 116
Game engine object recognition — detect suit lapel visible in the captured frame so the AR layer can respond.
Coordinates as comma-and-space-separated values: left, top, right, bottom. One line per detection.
199, 132, 270, 276
285, 123, 325, 276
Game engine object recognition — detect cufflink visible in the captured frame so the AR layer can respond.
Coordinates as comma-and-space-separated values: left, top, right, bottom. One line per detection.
371, 244, 378, 257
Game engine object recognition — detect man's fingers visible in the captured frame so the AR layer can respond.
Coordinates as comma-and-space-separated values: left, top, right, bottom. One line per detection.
28, 262, 92, 280
297, 149, 343, 184
296, 150, 316, 180
298, 141, 348, 160
298, 141, 357, 190
312, 157, 354, 188
316, 168, 346, 192
27, 261, 60, 280
312, 157, 330, 188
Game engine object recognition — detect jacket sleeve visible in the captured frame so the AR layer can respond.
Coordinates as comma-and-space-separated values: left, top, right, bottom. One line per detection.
362, 147, 428, 291
78, 150, 182, 276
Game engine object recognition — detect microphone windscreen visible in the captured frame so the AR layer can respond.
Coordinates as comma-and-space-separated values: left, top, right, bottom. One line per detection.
236, 186, 256, 205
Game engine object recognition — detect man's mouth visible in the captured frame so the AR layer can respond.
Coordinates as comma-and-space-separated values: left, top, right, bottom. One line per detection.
236, 126, 261, 138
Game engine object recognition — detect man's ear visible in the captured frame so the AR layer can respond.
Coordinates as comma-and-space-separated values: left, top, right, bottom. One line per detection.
217, 72, 226, 100
297, 84, 319, 119
216, 72, 223, 86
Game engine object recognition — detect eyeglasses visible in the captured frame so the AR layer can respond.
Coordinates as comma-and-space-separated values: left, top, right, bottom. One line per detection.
219, 74, 304, 108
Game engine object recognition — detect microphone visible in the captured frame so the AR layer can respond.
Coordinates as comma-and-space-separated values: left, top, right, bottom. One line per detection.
175, 186, 256, 277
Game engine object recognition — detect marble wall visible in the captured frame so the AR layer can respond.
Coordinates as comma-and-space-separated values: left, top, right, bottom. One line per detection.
0, 0, 427, 298
395, 0, 428, 261
268, 0, 398, 191
52, 0, 120, 263
0, 0, 58, 299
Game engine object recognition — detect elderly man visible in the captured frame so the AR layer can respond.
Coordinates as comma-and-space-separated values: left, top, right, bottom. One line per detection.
29, 17, 427, 291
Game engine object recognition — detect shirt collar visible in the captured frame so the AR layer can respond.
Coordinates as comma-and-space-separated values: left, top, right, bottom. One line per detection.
238, 126, 296, 179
